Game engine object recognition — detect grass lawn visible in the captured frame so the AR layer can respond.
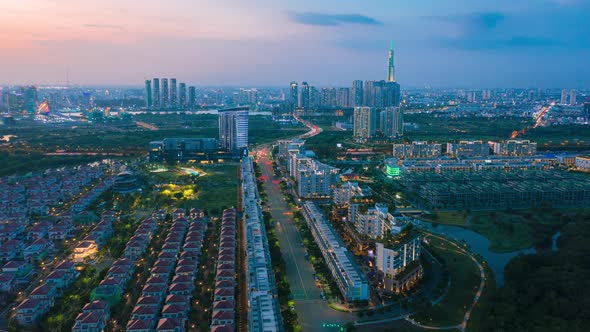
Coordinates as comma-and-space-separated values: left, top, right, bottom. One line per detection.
412, 236, 482, 327
181, 163, 239, 215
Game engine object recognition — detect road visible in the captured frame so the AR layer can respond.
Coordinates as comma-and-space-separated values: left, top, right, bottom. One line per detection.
256, 149, 353, 331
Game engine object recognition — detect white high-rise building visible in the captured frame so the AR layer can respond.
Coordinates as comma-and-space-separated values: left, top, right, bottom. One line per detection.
219, 106, 249, 155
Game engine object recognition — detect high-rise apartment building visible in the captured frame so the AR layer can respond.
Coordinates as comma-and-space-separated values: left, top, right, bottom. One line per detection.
170, 78, 177, 107
161, 78, 169, 107
300, 82, 310, 109
353, 107, 377, 140
290, 81, 298, 110
179, 83, 186, 108
145, 80, 152, 108
380, 107, 403, 137
218, 106, 249, 155
188, 86, 196, 109
153, 78, 160, 107
351, 80, 363, 107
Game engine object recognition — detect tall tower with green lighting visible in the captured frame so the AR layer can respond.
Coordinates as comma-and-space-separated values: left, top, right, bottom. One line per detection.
387, 41, 395, 83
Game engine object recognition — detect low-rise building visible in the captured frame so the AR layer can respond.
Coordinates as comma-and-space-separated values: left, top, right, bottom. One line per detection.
302, 202, 369, 302
393, 141, 441, 159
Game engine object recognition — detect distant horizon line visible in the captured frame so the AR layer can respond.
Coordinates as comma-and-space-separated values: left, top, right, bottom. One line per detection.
1, 83, 589, 91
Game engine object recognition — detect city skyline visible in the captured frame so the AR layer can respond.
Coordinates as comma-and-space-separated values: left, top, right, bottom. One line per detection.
1, 0, 590, 88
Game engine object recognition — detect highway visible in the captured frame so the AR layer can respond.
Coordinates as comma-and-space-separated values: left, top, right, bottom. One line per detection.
256, 148, 353, 331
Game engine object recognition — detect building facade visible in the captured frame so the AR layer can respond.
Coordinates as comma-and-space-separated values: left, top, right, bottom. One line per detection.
302, 202, 369, 302
392, 142, 442, 159
353, 107, 377, 140
380, 107, 403, 137
218, 107, 249, 156
446, 141, 490, 158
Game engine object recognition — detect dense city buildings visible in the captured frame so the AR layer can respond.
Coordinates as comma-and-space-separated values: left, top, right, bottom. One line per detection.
218, 106, 249, 156
302, 202, 369, 302
393, 141, 442, 159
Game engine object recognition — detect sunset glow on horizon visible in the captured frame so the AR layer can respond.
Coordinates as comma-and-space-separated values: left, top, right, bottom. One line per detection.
1, 0, 589, 87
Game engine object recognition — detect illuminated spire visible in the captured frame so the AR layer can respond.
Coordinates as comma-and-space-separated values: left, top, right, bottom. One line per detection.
387, 40, 395, 82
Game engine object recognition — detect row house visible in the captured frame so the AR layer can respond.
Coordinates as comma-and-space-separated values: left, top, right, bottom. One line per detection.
211, 208, 236, 330
23, 238, 54, 263
72, 296, 113, 332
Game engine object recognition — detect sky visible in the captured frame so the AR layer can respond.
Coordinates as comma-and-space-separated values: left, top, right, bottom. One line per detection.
1, 0, 589, 88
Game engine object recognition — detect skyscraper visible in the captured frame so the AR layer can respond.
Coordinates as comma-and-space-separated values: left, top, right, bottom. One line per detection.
24, 86, 38, 114
179, 83, 186, 108
300, 82, 310, 110
337, 87, 350, 108
353, 107, 377, 140
188, 86, 196, 109
560, 89, 568, 104
387, 41, 395, 83
380, 107, 403, 137
153, 78, 160, 108
170, 78, 177, 107
219, 106, 249, 155
584, 102, 590, 122
290, 82, 298, 110
145, 80, 152, 108
570, 90, 577, 105
352, 80, 363, 107
162, 78, 169, 107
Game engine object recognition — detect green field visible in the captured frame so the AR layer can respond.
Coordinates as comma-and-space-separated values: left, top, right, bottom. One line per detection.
180, 163, 239, 215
